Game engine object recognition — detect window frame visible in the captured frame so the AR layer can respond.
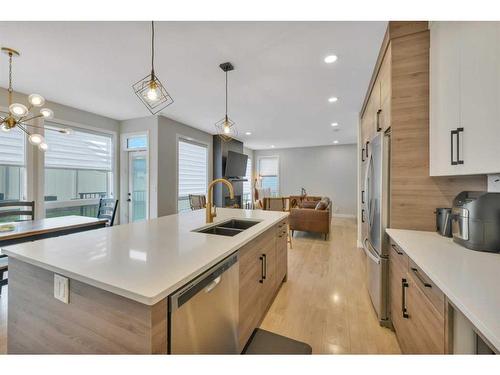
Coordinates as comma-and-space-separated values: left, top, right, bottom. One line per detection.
257, 155, 280, 196
176, 135, 210, 213
40, 117, 118, 219
0, 105, 28, 203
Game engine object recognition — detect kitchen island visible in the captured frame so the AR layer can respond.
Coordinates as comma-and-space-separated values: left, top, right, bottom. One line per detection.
3, 208, 289, 354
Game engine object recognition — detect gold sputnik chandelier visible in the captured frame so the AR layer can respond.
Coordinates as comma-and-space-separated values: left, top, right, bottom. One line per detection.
0, 47, 67, 151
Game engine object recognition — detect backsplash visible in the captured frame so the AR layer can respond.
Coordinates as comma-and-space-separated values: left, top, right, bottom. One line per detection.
487, 174, 500, 192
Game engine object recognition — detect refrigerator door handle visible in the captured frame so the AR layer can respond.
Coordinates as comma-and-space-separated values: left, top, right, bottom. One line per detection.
363, 239, 381, 265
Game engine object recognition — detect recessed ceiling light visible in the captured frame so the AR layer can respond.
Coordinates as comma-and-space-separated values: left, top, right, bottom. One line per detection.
270, 145, 275, 148
245, 132, 252, 135
328, 97, 338, 103
324, 55, 338, 64
331, 122, 339, 127
333, 140, 339, 144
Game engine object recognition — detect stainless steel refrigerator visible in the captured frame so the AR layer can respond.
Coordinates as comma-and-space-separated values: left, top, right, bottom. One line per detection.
361, 130, 391, 327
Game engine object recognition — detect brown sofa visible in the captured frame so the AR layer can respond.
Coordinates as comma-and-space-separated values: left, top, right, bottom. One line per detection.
289, 196, 332, 240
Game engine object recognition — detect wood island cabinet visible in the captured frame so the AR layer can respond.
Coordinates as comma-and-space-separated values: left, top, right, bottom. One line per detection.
238, 218, 288, 351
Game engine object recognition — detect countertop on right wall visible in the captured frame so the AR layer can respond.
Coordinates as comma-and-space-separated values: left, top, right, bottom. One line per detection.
386, 228, 500, 352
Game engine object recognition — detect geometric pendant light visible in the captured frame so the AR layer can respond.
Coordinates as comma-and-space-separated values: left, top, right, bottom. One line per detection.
214, 62, 237, 142
132, 21, 174, 114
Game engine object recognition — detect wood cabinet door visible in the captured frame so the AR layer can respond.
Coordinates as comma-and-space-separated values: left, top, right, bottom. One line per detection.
378, 45, 391, 132
238, 237, 264, 350
405, 275, 445, 354
429, 21, 462, 176
389, 262, 413, 353
275, 223, 288, 288
261, 238, 277, 312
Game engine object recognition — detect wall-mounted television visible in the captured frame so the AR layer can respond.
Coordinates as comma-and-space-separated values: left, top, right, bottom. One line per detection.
224, 151, 248, 178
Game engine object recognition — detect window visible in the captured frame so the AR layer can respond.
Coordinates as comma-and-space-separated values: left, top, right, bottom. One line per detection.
126, 135, 148, 150
178, 139, 208, 212
258, 156, 279, 196
0, 128, 26, 222
44, 123, 114, 218
242, 157, 252, 206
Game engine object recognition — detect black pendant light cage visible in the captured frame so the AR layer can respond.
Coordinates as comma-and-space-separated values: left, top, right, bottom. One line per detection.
215, 62, 237, 142
132, 21, 174, 115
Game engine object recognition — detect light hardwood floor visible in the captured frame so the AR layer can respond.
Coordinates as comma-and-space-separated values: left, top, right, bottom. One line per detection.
0, 217, 400, 354
260, 217, 401, 354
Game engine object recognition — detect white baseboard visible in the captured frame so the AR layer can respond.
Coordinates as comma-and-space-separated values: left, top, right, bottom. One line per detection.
357, 240, 363, 249
333, 213, 356, 219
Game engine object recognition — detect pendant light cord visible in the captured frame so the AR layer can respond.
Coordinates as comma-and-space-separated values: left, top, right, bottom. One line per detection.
225, 71, 228, 117
151, 21, 155, 75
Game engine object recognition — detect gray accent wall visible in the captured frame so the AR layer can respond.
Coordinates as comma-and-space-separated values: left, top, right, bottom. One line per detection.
157, 116, 213, 217
254, 144, 357, 217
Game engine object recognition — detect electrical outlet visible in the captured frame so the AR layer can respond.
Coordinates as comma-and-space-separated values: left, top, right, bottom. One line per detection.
487, 174, 500, 192
54, 274, 69, 304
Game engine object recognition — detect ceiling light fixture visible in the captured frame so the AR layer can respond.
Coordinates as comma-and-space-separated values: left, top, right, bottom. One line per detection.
214, 62, 237, 142
331, 122, 339, 127
245, 132, 252, 135
132, 21, 173, 114
328, 97, 338, 103
324, 55, 338, 64
0, 47, 61, 152
333, 140, 339, 144
270, 145, 275, 148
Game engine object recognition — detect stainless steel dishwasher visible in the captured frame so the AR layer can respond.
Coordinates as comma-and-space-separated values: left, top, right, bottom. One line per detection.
169, 253, 239, 354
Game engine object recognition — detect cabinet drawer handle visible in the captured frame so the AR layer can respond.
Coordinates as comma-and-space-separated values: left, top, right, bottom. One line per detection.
376, 109, 382, 132
365, 141, 369, 158
362, 147, 365, 162
457, 127, 464, 165
402, 278, 409, 319
391, 243, 403, 255
263, 254, 267, 280
361, 209, 365, 223
411, 267, 432, 288
361, 190, 365, 204
259, 255, 265, 283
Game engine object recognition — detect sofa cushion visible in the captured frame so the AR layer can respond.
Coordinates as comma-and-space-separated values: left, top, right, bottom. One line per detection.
315, 197, 331, 210
301, 201, 318, 209
315, 200, 327, 210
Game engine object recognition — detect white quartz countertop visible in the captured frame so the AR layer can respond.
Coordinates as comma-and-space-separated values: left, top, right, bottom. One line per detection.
3, 208, 288, 305
386, 228, 500, 351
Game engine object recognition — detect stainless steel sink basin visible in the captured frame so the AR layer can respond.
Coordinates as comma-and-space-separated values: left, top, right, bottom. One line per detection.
216, 219, 261, 230
193, 219, 261, 237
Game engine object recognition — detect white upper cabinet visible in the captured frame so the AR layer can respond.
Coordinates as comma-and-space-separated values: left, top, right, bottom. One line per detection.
430, 22, 500, 176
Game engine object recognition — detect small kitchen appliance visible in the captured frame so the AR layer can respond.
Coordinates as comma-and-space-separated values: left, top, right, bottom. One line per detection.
451, 191, 500, 253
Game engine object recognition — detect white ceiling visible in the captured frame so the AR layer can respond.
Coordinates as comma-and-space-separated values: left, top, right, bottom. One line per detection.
0, 21, 386, 150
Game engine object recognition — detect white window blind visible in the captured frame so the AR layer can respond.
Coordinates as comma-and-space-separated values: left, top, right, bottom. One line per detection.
178, 139, 208, 198
259, 157, 278, 176
45, 124, 113, 171
243, 157, 252, 197
0, 128, 25, 166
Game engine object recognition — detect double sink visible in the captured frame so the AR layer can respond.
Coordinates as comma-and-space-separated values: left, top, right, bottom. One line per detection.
193, 219, 261, 237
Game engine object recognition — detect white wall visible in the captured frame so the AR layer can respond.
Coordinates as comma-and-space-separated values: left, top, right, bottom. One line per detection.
254, 144, 358, 217
157, 116, 213, 216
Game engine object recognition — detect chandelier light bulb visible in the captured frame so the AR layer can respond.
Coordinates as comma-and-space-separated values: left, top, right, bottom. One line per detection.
1, 123, 11, 132
40, 108, 54, 119
223, 123, 231, 134
9, 103, 28, 117
28, 93, 45, 107
28, 133, 44, 145
38, 142, 48, 151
